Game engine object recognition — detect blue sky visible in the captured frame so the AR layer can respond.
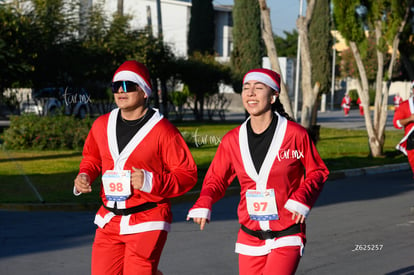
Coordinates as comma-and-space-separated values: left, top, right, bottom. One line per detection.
212, 0, 303, 37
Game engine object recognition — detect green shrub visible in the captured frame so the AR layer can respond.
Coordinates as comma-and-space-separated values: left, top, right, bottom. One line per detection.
347, 88, 376, 106
348, 89, 358, 102
1, 114, 93, 150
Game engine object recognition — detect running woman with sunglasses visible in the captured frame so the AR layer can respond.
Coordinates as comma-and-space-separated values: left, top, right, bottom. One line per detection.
187, 68, 328, 275
73, 60, 197, 275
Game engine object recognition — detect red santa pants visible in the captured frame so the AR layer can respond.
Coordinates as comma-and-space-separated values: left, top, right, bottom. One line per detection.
91, 216, 168, 275
343, 107, 350, 115
408, 150, 414, 177
238, 245, 302, 275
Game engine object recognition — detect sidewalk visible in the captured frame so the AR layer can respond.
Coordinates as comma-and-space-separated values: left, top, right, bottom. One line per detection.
0, 161, 410, 212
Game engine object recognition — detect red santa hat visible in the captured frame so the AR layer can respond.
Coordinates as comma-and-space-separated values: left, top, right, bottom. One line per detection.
243, 68, 281, 92
112, 60, 152, 97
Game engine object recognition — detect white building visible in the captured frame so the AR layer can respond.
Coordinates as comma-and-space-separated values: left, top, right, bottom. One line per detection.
8, 0, 233, 59
95, 0, 233, 59
213, 4, 233, 62
263, 57, 297, 99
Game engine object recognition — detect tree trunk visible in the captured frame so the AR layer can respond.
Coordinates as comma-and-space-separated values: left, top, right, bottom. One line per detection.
194, 93, 204, 121
258, 0, 293, 118
151, 78, 160, 109
117, 0, 123, 15
381, 3, 411, 132
351, 4, 409, 158
349, 41, 382, 157
372, 21, 386, 156
310, 82, 320, 125
161, 78, 169, 119
199, 95, 204, 121
374, 21, 384, 132
0, 83, 4, 106
193, 95, 199, 120
297, 0, 317, 129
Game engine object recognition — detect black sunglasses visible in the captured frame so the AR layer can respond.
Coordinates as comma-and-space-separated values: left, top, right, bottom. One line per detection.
111, 81, 139, 93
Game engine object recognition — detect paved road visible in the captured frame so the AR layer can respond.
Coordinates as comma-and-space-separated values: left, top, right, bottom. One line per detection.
316, 108, 397, 130
0, 108, 410, 275
222, 107, 398, 130
0, 108, 398, 131
1, 169, 413, 275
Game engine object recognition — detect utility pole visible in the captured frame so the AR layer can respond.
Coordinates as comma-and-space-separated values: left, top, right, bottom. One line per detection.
293, 0, 303, 121
117, 0, 123, 16
146, 6, 153, 36
156, 0, 163, 39
331, 33, 336, 111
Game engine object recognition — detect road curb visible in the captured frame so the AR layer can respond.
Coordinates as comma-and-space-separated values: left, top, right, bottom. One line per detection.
327, 162, 410, 180
0, 163, 410, 212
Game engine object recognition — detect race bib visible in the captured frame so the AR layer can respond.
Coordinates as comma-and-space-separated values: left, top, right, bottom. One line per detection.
246, 189, 279, 221
102, 170, 131, 201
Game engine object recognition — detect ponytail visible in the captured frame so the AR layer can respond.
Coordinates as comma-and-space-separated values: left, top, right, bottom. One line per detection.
272, 97, 295, 122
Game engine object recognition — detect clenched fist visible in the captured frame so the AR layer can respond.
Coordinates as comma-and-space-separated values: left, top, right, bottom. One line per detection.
131, 167, 144, 190
74, 173, 92, 194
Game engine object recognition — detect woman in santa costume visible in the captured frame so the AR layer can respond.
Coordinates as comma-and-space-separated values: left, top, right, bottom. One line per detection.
73, 60, 197, 275
357, 97, 364, 116
341, 93, 351, 116
394, 93, 403, 112
393, 81, 414, 177
187, 68, 329, 275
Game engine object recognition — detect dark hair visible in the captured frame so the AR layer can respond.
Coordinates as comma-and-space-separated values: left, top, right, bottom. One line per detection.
272, 96, 295, 121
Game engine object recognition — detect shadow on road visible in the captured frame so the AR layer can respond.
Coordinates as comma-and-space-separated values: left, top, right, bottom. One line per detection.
315, 170, 413, 207
0, 211, 96, 259
1, 170, 412, 263
385, 265, 414, 275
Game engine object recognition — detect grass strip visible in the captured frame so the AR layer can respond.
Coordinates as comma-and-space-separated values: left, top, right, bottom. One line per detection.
0, 125, 407, 203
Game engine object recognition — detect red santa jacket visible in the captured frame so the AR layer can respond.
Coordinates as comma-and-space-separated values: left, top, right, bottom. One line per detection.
187, 113, 329, 256
393, 97, 414, 155
394, 95, 403, 109
341, 95, 351, 109
78, 108, 197, 234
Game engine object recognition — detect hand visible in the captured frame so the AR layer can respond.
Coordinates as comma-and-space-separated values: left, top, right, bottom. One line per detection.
74, 173, 92, 193
400, 114, 414, 126
187, 217, 208, 231
290, 210, 305, 224
131, 167, 144, 190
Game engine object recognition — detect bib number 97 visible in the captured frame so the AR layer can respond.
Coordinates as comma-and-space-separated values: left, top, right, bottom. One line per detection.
253, 202, 268, 212
246, 189, 279, 221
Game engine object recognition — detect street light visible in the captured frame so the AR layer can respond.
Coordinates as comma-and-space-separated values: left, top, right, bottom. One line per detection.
355, 5, 368, 30
294, 0, 303, 121
331, 33, 336, 111
330, 3, 336, 111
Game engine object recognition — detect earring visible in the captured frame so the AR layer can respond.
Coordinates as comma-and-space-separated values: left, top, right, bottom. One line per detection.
272, 95, 276, 103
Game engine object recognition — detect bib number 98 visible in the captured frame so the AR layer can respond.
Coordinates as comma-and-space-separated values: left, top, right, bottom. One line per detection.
102, 170, 131, 201
109, 182, 124, 192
